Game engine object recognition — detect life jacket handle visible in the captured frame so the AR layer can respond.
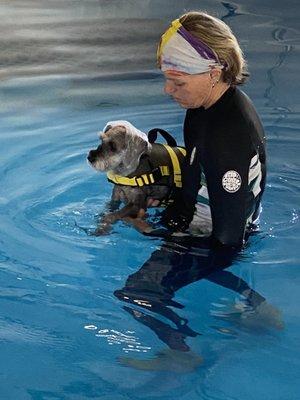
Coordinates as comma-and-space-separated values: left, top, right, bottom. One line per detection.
148, 128, 178, 147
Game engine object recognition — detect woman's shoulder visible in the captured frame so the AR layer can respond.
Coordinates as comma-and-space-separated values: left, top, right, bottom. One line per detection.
233, 88, 265, 135
185, 86, 264, 137
230, 87, 261, 120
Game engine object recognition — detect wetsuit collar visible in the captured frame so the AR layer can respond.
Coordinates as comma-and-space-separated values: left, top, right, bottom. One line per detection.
203, 86, 236, 113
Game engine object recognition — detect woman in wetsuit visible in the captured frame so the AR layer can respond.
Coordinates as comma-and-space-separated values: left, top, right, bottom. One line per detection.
113, 14, 281, 362
151, 11, 266, 249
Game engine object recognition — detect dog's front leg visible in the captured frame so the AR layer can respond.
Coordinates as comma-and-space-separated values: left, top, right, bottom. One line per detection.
107, 186, 122, 212
104, 202, 142, 221
119, 194, 153, 233
100, 196, 144, 225
122, 206, 154, 234
94, 204, 141, 236
92, 204, 135, 236
94, 190, 147, 235
93, 187, 122, 235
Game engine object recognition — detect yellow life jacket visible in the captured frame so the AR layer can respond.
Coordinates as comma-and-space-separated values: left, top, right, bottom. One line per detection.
107, 143, 186, 188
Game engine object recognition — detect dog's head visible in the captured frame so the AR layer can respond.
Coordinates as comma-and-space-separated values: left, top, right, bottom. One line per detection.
87, 123, 151, 176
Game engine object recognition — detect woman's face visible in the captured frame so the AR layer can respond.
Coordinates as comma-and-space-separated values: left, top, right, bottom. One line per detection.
164, 71, 213, 109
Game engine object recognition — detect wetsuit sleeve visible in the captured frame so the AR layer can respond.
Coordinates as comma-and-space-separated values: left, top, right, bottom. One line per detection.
205, 126, 256, 248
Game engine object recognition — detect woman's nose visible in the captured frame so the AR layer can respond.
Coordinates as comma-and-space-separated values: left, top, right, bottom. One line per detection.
164, 81, 176, 95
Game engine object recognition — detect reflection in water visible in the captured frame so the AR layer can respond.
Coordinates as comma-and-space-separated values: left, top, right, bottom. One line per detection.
114, 236, 283, 370
221, 2, 243, 20
264, 27, 293, 128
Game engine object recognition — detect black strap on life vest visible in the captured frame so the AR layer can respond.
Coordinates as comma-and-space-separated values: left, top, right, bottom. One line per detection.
148, 128, 178, 147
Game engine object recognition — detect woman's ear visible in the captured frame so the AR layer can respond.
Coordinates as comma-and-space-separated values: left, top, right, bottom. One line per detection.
209, 68, 222, 86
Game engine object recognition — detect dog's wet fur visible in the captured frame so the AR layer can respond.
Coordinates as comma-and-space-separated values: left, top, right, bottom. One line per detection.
87, 125, 173, 231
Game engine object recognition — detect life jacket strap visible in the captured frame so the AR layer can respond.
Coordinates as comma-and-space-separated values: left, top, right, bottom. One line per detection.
107, 165, 170, 187
162, 144, 186, 188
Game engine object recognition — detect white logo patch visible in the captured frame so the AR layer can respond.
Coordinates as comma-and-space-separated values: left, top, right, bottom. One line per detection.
222, 170, 242, 193
190, 147, 196, 165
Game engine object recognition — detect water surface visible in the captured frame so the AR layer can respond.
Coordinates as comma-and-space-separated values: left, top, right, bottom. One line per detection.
0, 1, 299, 399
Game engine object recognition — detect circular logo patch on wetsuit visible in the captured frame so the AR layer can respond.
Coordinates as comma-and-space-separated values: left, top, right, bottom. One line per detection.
222, 170, 242, 193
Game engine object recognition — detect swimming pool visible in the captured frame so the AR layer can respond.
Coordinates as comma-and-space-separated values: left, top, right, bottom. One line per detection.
0, 1, 299, 399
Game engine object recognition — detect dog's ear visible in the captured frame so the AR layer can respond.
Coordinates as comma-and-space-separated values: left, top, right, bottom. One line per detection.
104, 125, 112, 133
121, 135, 150, 175
98, 127, 112, 139
98, 125, 112, 139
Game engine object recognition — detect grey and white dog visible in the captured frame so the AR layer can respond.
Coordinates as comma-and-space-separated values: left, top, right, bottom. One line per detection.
87, 120, 184, 231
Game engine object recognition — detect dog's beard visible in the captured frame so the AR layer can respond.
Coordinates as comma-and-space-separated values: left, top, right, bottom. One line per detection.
91, 158, 108, 171
91, 152, 127, 173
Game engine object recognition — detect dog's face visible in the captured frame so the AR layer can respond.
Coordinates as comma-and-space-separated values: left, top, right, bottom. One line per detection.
87, 125, 150, 176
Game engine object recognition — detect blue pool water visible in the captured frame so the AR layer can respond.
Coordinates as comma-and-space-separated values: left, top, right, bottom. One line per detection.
0, 1, 299, 399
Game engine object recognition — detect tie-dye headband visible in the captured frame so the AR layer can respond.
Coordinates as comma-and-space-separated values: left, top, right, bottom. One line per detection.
157, 19, 224, 74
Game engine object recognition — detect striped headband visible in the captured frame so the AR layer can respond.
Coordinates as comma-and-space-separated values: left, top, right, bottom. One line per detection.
157, 19, 224, 75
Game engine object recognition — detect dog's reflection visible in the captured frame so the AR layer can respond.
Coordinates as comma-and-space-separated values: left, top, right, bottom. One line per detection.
114, 237, 280, 355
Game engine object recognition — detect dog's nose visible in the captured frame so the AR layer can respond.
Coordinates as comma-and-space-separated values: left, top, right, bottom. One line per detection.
87, 149, 97, 163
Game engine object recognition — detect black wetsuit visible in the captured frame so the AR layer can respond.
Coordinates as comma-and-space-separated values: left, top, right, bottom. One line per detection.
115, 88, 267, 351
163, 86, 266, 248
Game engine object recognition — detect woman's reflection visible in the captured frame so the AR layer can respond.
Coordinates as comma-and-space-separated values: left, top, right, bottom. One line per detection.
114, 236, 282, 362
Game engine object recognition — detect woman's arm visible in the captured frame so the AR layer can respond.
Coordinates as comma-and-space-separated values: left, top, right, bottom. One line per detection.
205, 127, 259, 248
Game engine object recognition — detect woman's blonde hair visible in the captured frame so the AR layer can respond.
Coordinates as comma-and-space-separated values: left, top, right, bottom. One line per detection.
179, 11, 249, 85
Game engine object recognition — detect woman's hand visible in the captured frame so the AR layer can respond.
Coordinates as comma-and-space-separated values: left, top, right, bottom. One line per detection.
161, 203, 191, 232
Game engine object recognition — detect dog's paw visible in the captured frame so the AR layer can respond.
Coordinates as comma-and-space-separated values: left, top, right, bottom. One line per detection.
102, 212, 120, 224
91, 221, 113, 236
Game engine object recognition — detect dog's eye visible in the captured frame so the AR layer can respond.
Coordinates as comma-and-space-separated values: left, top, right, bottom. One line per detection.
108, 141, 117, 152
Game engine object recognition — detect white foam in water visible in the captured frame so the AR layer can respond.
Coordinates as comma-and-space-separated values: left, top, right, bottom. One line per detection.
84, 325, 98, 331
